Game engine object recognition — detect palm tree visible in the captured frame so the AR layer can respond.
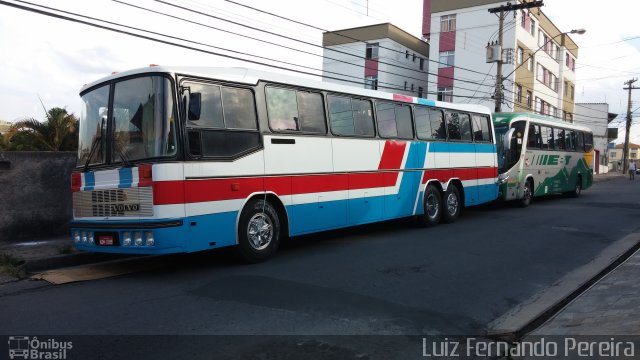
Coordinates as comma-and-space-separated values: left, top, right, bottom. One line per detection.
6, 107, 78, 151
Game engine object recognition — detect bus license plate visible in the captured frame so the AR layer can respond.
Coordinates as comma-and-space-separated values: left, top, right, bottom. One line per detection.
96, 233, 119, 246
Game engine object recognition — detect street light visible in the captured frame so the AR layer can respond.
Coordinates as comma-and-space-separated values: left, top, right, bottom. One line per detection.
494, 28, 586, 112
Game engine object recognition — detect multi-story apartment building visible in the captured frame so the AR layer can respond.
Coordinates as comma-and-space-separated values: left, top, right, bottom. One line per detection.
424, 0, 579, 119
322, 23, 429, 97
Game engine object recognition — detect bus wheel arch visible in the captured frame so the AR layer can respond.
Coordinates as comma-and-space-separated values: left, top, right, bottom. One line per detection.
236, 193, 288, 263
442, 180, 463, 224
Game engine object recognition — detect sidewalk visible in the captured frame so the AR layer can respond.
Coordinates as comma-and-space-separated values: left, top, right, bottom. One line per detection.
530, 247, 640, 335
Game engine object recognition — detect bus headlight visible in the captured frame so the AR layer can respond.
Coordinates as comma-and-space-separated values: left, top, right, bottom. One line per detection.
81, 231, 88, 243
73, 231, 80, 243
134, 232, 143, 246
123, 232, 132, 246
88, 232, 95, 244
145, 231, 154, 247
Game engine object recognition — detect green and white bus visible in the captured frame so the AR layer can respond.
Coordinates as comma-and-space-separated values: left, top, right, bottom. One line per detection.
493, 112, 594, 206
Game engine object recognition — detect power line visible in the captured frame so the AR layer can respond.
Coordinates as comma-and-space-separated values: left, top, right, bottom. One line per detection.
222, 0, 499, 79
0, 0, 497, 101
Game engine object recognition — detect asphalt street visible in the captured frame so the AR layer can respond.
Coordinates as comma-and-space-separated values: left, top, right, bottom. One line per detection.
0, 176, 638, 358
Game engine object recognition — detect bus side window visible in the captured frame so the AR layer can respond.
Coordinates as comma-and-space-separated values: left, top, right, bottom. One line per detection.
527, 124, 541, 149
328, 96, 374, 137
376, 101, 413, 139
554, 128, 565, 150
565, 130, 576, 151
459, 113, 472, 141
541, 126, 553, 150
445, 111, 462, 140
471, 114, 491, 142
576, 131, 584, 151
266, 87, 326, 133
584, 132, 594, 152
415, 106, 446, 140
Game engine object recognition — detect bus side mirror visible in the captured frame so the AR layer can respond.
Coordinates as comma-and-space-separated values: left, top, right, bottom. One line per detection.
188, 92, 202, 121
504, 128, 515, 152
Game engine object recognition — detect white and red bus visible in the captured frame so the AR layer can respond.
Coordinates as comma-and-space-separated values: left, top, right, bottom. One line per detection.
71, 66, 498, 262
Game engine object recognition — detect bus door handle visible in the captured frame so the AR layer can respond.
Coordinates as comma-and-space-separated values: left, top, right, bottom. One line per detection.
271, 138, 295, 145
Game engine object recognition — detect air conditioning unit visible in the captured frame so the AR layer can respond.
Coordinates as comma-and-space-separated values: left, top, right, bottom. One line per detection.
486, 42, 502, 63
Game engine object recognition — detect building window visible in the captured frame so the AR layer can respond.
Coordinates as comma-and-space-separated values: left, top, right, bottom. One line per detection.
411, 84, 414, 92
570, 85, 575, 99
526, 91, 532, 108
440, 14, 456, 32
419, 58, 425, 70
418, 86, 424, 98
516, 85, 522, 103
365, 43, 379, 59
412, 53, 416, 62
439, 50, 455, 67
406, 50, 410, 59
530, 18, 536, 36
527, 55, 534, 71
564, 81, 569, 96
610, 151, 616, 158
520, 10, 527, 28
404, 81, 407, 90
517, 47, 524, 65
365, 76, 378, 90
437, 87, 453, 102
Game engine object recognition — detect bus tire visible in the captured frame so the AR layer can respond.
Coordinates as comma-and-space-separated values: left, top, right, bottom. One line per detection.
237, 198, 280, 263
442, 185, 461, 223
420, 184, 442, 227
568, 175, 582, 198
519, 179, 533, 207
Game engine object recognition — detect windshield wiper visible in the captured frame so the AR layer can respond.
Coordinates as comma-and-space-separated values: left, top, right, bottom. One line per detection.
83, 118, 104, 172
113, 141, 133, 168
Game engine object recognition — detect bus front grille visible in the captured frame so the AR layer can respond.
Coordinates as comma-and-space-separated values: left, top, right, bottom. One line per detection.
73, 187, 154, 218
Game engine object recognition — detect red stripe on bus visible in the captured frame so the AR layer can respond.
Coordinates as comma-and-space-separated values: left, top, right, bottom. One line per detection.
422, 167, 497, 183
378, 141, 406, 170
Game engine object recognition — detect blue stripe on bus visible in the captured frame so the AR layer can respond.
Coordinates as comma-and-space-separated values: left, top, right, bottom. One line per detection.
118, 167, 133, 188
84, 172, 95, 191
417, 98, 436, 107
430, 143, 496, 153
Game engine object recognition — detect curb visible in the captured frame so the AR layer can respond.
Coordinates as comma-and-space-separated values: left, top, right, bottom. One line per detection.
486, 233, 640, 342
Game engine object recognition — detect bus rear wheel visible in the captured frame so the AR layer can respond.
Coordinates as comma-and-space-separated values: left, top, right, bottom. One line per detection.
442, 185, 461, 224
568, 176, 582, 198
519, 179, 533, 207
237, 198, 281, 263
420, 184, 442, 227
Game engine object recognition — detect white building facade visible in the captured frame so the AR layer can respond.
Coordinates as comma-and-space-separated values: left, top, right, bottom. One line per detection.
424, 0, 579, 118
322, 23, 429, 98
574, 103, 617, 174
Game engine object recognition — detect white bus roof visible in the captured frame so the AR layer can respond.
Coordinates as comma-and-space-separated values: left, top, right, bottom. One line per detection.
80, 66, 492, 114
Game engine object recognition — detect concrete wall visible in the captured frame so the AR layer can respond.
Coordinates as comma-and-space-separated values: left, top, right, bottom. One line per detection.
0, 151, 77, 241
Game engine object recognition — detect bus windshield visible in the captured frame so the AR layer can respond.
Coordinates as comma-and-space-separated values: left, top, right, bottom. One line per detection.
78, 75, 177, 167
495, 121, 526, 173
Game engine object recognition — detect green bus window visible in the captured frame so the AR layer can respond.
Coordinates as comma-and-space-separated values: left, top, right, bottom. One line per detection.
576, 131, 584, 151
527, 124, 541, 149
554, 128, 565, 150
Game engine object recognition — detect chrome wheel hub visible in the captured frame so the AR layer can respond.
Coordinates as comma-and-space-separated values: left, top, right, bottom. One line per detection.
247, 213, 273, 250
446, 193, 458, 215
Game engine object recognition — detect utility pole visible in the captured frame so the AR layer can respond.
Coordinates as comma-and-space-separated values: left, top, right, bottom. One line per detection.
489, 1, 544, 112
622, 78, 638, 174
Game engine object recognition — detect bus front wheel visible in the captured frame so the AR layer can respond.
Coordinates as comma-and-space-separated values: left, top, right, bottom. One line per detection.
520, 179, 533, 207
442, 185, 461, 224
420, 184, 442, 227
237, 198, 281, 263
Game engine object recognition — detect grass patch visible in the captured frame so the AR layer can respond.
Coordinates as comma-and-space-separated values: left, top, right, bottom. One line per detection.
0, 252, 25, 278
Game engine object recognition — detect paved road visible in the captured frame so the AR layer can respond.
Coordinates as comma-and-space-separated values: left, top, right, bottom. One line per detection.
0, 177, 638, 358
